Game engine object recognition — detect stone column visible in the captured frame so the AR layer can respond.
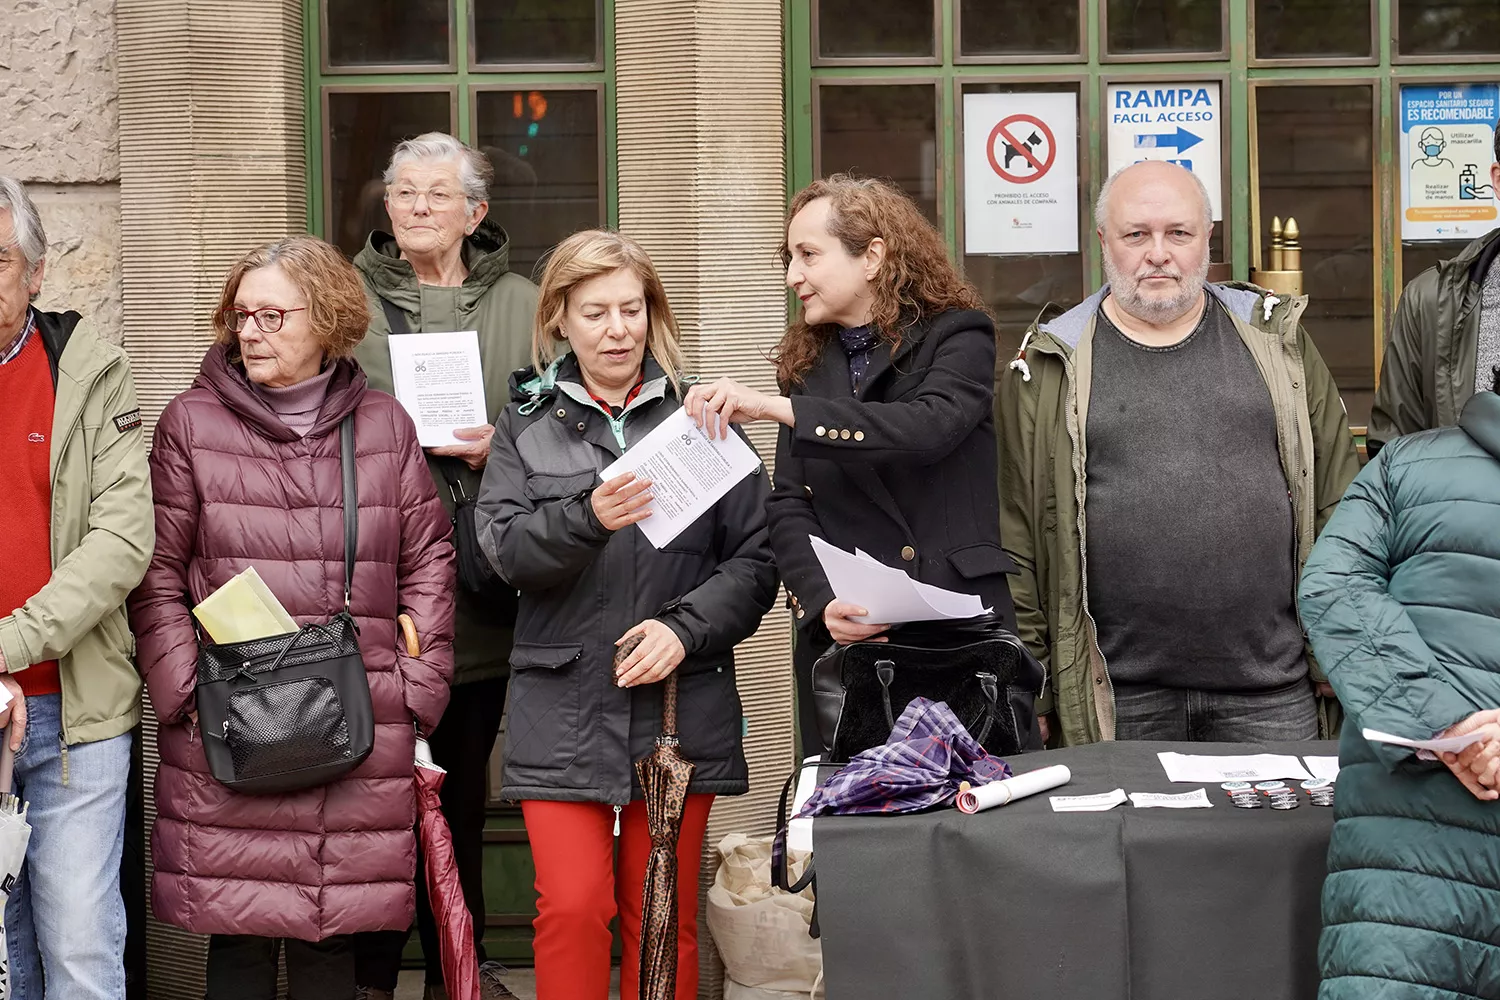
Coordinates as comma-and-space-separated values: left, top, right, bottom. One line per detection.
615, 3, 792, 996
116, 3, 306, 996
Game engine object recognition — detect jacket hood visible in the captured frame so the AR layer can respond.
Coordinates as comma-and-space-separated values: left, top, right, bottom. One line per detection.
1461, 390, 1500, 460
193, 342, 369, 442
353, 218, 515, 314
1031, 281, 1279, 351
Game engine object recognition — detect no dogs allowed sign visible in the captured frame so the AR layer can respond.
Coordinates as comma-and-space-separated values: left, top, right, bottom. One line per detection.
963, 92, 1079, 256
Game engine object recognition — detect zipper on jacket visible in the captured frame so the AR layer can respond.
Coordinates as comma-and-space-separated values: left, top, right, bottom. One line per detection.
557, 378, 669, 453
59, 736, 70, 788
47, 355, 122, 748
613, 804, 622, 837
1063, 352, 1117, 743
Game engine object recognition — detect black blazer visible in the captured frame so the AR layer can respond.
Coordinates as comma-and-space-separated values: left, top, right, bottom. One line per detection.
767, 308, 1018, 650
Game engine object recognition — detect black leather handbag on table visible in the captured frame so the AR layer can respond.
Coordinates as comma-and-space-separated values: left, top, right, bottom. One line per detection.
812, 613, 1047, 763
195, 414, 376, 794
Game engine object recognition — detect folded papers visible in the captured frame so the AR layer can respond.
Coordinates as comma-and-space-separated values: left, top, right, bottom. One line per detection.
192, 567, 298, 644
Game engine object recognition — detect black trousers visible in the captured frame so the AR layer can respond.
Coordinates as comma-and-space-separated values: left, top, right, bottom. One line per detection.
354, 676, 508, 989
205, 934, 353, 1000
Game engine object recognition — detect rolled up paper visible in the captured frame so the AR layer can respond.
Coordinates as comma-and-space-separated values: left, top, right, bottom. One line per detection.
956, 765, 1072, 814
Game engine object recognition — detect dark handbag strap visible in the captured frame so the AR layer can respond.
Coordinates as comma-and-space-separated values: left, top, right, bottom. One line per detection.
771, 760, 826, 938
380, 296, 411, 337
340, 413, 357, 612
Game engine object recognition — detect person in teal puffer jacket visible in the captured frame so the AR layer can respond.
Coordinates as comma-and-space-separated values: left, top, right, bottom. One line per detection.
1299, 373, 1500, 1000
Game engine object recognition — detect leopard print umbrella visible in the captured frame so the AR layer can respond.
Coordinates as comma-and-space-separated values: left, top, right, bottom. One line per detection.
624, 632, 697, 1000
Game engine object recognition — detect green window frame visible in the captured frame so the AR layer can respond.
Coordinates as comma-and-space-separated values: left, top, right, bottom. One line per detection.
304, 0, 618, 248
787, 0, 1500, 433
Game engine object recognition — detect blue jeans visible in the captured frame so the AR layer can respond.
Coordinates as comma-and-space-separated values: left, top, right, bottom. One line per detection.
4, 694, 130, 1000
1113, 678, 1319, 742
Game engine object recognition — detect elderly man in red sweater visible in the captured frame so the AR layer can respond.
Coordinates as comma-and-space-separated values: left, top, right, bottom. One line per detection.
0, 176, 153, 1000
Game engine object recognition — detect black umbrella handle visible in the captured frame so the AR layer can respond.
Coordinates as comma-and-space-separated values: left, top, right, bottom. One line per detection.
662, 674, 678, 736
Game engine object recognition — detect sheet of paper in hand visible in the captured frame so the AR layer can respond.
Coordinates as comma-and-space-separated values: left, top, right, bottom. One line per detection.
387, 330, 488, 447
601, 408, 761, 549
1362, 727, 1490, 761
810, 538, 989, 624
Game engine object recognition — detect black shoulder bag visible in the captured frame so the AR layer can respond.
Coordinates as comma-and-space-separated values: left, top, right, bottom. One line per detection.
195, 414, 376, 794
812, 614, 1047, 763
380, 297, 516, 611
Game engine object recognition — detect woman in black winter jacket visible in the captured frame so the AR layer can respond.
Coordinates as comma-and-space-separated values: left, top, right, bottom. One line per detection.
685, 173, 1017, 753
474, 229, 777, 1000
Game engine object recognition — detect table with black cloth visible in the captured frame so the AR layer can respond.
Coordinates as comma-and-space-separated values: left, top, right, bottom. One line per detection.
814, 740, 1338, 1000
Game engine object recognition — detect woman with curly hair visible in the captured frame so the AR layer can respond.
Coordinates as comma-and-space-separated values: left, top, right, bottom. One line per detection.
685, 173, 1017, 751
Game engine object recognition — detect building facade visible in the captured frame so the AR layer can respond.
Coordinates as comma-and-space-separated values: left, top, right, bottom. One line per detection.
3, 1, 1499, 997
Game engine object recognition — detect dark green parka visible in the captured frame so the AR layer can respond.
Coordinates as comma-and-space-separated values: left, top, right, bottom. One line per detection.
353, 220, 539, 685
1368, 227, 1500, 457
1299, 391, 1500, 1000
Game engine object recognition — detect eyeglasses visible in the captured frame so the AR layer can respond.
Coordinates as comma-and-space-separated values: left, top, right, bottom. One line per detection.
387, 186, 463, 210
223, 306, 306, 334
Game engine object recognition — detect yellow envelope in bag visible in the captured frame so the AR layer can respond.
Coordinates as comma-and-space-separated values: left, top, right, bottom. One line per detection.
192, 566, 299, 644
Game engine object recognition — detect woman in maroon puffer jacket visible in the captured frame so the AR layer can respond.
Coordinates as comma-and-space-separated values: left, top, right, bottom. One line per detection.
128, 236, 456, 999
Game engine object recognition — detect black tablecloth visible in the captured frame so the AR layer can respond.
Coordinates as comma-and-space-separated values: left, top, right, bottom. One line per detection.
814, 740, 1338, 1000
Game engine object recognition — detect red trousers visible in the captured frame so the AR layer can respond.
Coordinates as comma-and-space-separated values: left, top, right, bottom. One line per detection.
522, 795, 714, 1000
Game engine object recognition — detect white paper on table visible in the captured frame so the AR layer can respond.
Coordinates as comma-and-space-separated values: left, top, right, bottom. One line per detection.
786, 755, 822, 854
810, 537, 989, 625
1304, 756, 1341, 781
601, 408, 760, 549
387, 330, 488, 447
1050, 788, 1128, 813
1362, 727, 1489, 761
1130, 789, 1214, 809
1157, 752, 1314, 784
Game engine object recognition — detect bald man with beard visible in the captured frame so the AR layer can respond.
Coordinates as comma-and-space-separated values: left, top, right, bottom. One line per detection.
997, 161, 1361, 748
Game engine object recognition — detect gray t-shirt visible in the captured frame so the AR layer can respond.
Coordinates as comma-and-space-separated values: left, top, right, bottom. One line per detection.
1085, 300, 1307, 692
1477, 259, 1500, 396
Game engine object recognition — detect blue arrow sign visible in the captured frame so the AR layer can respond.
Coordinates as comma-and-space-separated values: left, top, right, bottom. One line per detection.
1133, 127, 1203, 154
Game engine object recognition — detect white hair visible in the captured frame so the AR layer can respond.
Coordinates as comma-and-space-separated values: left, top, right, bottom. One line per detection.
0, 175, 47, 287
382, 132, 494, 211
1095, 162, 1213, 232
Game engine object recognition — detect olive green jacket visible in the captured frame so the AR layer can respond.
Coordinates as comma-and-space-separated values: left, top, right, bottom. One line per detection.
0, 312, 152, 744
997, 283, 1361, 746
1367, 226, 1500, 458
353, 221, 538, 685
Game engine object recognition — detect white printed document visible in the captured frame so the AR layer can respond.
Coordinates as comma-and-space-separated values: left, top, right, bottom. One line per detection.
810, 538, 989, 625
1157, 752, 1314, 784
1363, 728, 1490, 761
1130, 789, 1214, 809
601, 408, 760, 549
1050, 788, 1128, 813
1304, 756, 1341, 781
387, 330, 488, 447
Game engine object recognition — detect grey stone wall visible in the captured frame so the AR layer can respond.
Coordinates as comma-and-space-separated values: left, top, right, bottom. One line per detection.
0, 0, 122, 343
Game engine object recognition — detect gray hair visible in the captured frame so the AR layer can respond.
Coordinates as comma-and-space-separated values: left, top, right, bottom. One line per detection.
0, 176, 47, 287
382, 132, 494, 211
1095, 162, 1213, 232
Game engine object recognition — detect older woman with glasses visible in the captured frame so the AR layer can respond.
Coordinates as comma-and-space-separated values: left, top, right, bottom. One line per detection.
349, 130, 537, 1000
128, 235, 456, 1000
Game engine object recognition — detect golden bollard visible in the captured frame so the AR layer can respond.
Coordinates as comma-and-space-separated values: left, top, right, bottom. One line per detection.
1253, 213, 1304, 298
